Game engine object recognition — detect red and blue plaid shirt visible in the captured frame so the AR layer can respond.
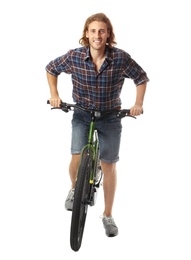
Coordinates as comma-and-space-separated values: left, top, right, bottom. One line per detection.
46, 46, 149, 111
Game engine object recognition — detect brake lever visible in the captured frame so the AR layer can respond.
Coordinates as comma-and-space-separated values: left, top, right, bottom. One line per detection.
61, 107, 70, 112
117, 111, 136, 119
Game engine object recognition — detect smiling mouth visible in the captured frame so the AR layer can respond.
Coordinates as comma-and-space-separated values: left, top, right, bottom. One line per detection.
93, 38, 101, 41
94, 40, 102, 43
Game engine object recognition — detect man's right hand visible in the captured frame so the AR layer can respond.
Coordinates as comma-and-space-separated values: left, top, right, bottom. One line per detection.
49, 97, 62, 107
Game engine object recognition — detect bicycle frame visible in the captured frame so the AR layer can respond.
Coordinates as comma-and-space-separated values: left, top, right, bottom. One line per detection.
79, 113, 99, 185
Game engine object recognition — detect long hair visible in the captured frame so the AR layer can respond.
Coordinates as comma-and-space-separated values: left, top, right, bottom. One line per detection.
79, 13, 117, 48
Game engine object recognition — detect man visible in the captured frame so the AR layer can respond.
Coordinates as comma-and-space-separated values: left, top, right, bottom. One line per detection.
46, 13, 149, 237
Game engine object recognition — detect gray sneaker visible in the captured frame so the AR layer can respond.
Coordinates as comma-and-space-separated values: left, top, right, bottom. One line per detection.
102, 215, 118, 237
65, 189, 74, 211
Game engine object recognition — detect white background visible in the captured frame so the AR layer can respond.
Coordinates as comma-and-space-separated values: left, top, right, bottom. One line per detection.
0, 0, 191, 259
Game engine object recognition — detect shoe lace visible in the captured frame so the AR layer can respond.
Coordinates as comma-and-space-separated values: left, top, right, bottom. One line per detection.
68, 189, 74, 201
100, 215, 116, 226
106, 216, 115, 225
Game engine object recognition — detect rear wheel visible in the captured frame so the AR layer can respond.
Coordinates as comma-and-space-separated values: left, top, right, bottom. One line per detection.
70, 152, 93, 251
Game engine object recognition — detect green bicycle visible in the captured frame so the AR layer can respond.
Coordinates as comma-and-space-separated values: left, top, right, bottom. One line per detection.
47, 101, 136, 251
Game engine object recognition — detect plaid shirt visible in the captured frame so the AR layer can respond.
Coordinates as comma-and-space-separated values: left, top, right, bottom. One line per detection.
46, 46, 149, 111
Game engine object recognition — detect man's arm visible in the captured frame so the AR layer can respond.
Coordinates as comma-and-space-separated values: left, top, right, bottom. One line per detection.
46, 72, 62, 107
130, 82, 147, 116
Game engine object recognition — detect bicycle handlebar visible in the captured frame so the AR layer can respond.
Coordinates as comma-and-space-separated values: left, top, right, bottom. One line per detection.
47, 100, 137, 119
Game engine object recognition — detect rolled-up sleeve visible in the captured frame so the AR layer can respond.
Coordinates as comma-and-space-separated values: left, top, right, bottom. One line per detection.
45, 50, 73, 76
123, 55, 149, 86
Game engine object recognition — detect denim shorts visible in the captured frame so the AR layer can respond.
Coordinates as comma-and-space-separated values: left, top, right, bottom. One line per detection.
71, 108, 122, 164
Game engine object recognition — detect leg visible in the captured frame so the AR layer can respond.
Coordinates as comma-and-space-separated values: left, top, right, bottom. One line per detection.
101, 161, 119, 237
65, 154, 82, 210
101, 161, 117, 217
69, 154, 81, 189
96, 114, 121, 236
65, 109, 89, 211
69, 109, 89, 188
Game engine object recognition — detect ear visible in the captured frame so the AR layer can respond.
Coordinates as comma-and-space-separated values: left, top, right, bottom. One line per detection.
86, 31, 89, 38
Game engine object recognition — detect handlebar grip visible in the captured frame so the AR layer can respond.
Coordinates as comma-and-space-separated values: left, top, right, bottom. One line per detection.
47, 100, 50, 104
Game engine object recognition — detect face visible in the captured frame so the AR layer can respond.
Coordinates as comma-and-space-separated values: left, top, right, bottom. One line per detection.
86, 21, 110, 51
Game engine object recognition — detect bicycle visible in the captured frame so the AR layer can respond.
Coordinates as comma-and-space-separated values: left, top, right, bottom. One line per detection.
47, 100, 137, 251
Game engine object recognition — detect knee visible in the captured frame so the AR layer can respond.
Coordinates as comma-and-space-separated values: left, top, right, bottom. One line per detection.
101, 161, 116, 174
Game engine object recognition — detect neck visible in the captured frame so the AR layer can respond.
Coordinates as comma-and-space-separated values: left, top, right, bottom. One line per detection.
89, 47, 106, 62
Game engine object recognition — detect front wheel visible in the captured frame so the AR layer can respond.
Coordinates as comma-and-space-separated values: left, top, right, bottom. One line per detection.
70, 153, 92, 251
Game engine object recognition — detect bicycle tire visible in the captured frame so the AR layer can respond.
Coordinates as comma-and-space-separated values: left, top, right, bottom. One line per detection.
70, 152, 93, 251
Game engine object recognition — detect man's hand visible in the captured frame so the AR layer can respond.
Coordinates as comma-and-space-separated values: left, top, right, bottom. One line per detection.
49, 97, 62, 107
130, 104, 143, 116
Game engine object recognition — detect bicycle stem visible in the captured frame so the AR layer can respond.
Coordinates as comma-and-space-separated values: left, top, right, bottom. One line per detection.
88, 120, 95, 145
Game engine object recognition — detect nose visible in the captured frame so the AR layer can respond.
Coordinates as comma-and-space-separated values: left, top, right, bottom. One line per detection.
95, 31, 101, 38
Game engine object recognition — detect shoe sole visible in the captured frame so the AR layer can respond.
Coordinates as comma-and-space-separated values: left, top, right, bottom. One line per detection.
106, 232, 118, 237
